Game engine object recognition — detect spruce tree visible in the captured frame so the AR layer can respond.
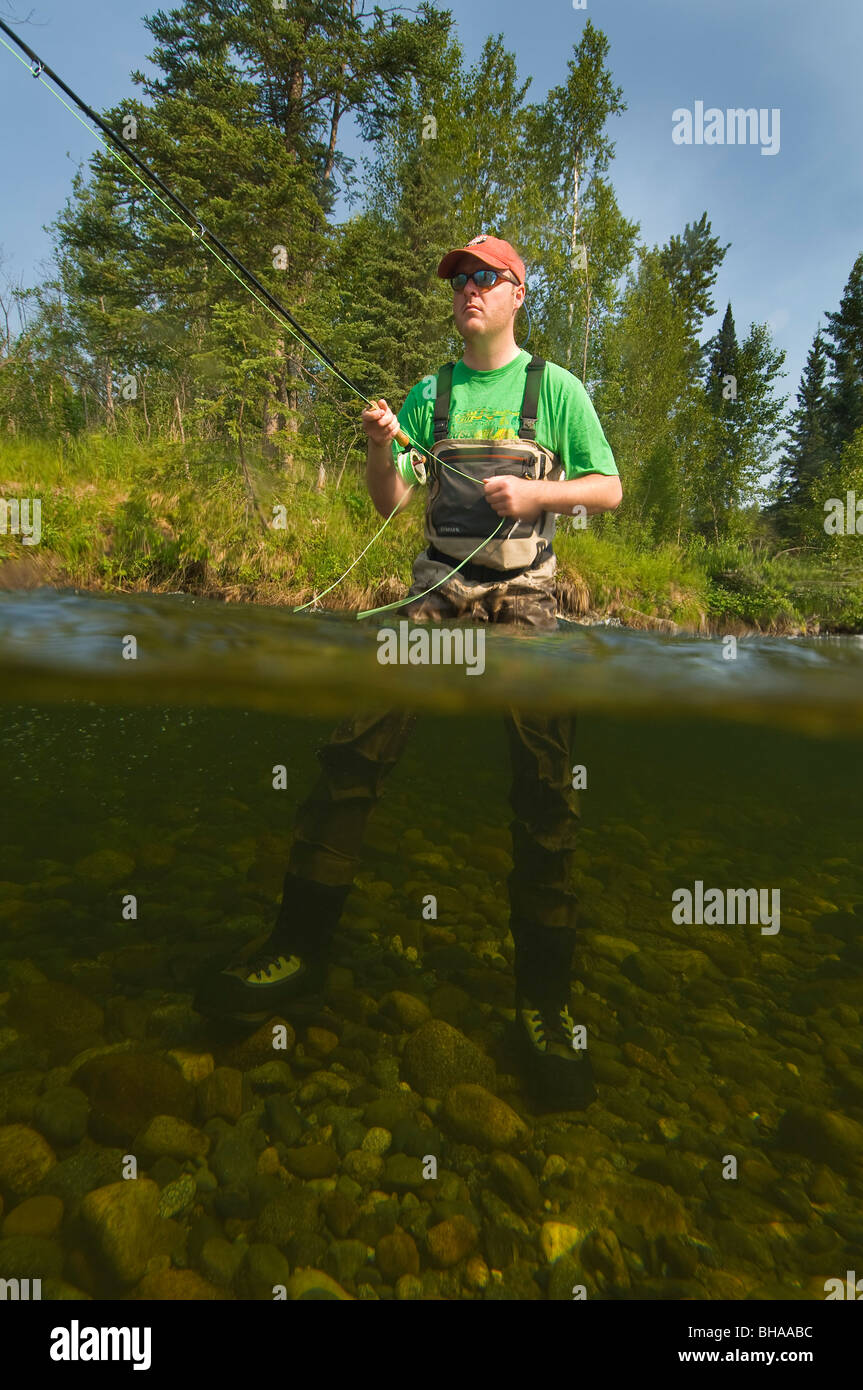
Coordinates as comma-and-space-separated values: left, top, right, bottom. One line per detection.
823, 252, 863, 451
772, 328, 834, 535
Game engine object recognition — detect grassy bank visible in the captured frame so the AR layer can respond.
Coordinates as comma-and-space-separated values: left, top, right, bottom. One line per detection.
1, 435, 860, 634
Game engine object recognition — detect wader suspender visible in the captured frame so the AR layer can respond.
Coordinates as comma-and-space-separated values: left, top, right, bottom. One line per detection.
433, 354, 546, 446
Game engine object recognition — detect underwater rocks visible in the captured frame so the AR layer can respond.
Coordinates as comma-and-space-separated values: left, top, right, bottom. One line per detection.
80, 1179, 163, 1286
775, 1105, 863, 1176
1, 1192, 64, 1238
74, 1053, 195, 1145
402, 1020, 496, 1098
32, 1087, 90, 1147
73, 850, 136, 885
7, 982, 105, 1063
0, 1123, 56, 1201
441, 1085, 529, 1152
3, 787, 863, 1302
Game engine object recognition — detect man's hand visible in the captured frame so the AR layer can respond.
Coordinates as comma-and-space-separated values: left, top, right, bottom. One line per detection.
362, 398, 401, 447
482, 476, 543, 523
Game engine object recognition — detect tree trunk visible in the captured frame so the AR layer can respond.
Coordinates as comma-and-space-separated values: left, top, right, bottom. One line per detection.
99, 295, 116, 433
104, 362, 116, 433
174, 395, 185, 445
140, 373, 151, 441
565, 156, 580, 371
581, 280, 593, 382
323, 81, 344, 184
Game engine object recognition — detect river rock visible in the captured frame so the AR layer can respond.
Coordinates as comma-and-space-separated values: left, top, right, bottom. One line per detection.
0, 1124, 57, 1200
263, 1095, 304, 1146
402, 1020, 495, 1099
379, 992, 432, 1030
1, 1194, 63, 1238
775, 1104, 863, 1176
198, 1067, 245, 1123
325, 1238, 370, 1284
255, 1190, 320, 1246
130, 1268, 225, 1300
199, 1235, 246, 1288
137, 1114, 210, 1164
540, 1222, 584, 1263
344, 1150, 384, 1185
73, 850, 136, 884
223, 1018, 296, 1067
376, 1227, 420, 1280
32, 1087, 90, 1147
488, 1152, 542, 1211
158, 1174, 198, 1219
283, 1144, 339, 1179
287, 1267, 353, 1300
0, 1233, 64, 1280
166, 1050, 214, 1085
361, 1127, 392, 1156
441, 1085, 529, 1151
75, 1053, 195, 1145
427, 1215, 478, 1268
36, 1148, 126, 1221
80, 1179, 161, 1286
7, 982, 104, 1062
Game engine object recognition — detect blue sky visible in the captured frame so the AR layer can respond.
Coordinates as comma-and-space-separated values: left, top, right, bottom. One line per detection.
0, 0, 861, 416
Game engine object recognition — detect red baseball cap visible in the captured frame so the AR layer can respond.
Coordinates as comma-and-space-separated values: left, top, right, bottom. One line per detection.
437, 234, 526, 286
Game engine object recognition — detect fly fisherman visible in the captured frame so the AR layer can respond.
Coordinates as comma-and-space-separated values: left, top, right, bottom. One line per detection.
196, 236, 621, 1109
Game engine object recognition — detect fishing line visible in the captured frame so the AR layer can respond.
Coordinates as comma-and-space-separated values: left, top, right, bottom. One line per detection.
0, 19, 509, 608
357, 518, 506, 619
0, 21, 486, 483
292, 489, 415, 613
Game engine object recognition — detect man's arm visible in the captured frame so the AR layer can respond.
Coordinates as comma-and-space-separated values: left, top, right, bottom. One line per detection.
535, 473, 622, 516
362, 398, 414, 517
483, 471, 622, 521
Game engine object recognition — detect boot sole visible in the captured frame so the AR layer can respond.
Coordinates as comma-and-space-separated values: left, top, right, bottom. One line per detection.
193, 958, 324, 1021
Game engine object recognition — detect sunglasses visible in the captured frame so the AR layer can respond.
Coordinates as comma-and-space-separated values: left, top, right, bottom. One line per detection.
450, 268, 519, 292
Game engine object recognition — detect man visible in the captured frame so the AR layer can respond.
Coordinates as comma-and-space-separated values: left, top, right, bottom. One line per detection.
196, 235, 621, 1108
365, 234, 621, 624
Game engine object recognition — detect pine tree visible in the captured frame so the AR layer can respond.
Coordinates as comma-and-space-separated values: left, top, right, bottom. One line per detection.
521, 19, 637, 382
658, 212, 730, 344
772, 328, 834, 535
695, 311, 787, 540
823, 252, 863, 451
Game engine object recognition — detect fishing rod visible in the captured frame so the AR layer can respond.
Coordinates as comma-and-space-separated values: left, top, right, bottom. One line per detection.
0, 17, 500, 619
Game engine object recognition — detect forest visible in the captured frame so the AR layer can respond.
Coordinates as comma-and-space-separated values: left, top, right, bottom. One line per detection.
1, 2, 861, 631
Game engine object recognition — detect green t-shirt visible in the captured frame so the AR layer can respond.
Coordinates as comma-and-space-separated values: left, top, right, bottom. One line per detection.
392, 348, 618, 483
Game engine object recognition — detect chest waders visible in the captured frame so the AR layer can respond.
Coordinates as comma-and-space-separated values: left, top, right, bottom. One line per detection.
423, 355, 564, 575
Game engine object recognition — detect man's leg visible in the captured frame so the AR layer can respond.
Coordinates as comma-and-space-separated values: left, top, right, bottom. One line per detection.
273, 708, 418, 958
195, 708, 416, 1017
504, 709, 581, 1001
504, 707, 596, 1105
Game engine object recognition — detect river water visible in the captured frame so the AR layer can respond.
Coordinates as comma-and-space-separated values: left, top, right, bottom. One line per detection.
0, 588, 861, 1302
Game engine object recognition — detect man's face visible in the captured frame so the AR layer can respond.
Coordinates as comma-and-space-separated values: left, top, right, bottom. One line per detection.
451, 255, 524, 341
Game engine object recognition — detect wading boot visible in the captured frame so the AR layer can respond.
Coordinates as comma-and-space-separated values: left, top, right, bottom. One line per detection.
516, 994, 597, 1110
193, 880, 350, 1023
193, 936, 326, 1023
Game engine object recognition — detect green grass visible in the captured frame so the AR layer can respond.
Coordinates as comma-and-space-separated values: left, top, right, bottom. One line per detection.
1, 432, 859, 633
